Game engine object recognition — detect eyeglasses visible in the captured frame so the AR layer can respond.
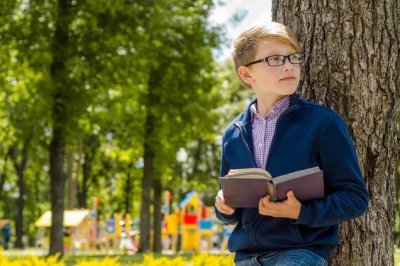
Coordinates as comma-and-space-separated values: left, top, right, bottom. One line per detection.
245, 53, 305, 67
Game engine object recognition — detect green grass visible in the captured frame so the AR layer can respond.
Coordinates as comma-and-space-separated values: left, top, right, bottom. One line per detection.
63, 253, 192, 266
395, 248, 400, 266
64, 254, 143, 266
4, 253, 190, 266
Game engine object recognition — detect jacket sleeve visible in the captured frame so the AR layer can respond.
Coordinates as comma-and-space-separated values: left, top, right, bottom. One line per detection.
294, 117, 369, 228
215, 131, 241, 224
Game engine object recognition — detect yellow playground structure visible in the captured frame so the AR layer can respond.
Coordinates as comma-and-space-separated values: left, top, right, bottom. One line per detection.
162, 191, 216, 253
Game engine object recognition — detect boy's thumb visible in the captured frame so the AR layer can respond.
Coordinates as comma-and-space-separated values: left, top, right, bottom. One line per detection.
287, 190, 295, 199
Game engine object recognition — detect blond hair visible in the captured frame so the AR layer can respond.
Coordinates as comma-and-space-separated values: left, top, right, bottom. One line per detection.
232, 22, 300, 88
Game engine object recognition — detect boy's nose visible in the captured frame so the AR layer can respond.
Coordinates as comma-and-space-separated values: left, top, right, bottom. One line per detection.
283, 60, 293, 72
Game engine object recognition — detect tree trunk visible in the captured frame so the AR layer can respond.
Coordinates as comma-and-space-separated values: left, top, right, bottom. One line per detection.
0, 149, 11, 210
49, 0, 73, 256
139, 129, 154, 252
124, 166, 133, 215
49, 125, 66, 256
10, 140, 29, 249
15, 166, 24, 249
153, 177, 162, 252
16, 143, 28, 249
78, 134, 99, 208
78, 154, 89, 209
273, 1, 400, 265
66, 150, 76, 209
75, 136, 83, 208
139, 72, 159, 252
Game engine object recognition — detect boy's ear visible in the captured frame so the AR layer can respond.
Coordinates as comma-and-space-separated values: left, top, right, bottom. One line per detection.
237, 66, 254, 85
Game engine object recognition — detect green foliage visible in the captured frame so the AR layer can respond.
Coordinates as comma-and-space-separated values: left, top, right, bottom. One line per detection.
0, 0, 253, 247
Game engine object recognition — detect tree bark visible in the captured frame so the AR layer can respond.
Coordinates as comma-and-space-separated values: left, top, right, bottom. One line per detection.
124, 165, 133, 215
49, 121, 66, 256
272, 1, 400, 265
139, 136, 154, 252
153, 177, 162, 252
10, 139, 29, 249
0, 149, 11, 211
74, 136, 83, 208
78, 134, 99, 208
66, 150, 76, 209
139, 72, 158, 252
49, 0, 73, 256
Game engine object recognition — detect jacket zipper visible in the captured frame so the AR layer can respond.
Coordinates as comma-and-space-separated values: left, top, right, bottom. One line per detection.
234, 122, 257, 167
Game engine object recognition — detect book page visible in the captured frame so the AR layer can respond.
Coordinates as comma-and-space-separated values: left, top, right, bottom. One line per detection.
227, 168, 272, 180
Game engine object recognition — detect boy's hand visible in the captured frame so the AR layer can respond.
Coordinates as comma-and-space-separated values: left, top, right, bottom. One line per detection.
258, 191, 301, 220
215, 189, 235, 215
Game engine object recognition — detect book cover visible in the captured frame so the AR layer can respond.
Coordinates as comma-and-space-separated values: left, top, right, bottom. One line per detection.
219, 166, 324, 208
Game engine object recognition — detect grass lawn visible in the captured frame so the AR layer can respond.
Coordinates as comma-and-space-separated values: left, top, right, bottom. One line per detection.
63, 253, 192, 266
64, 254, 143, 266
395, 248, 400, 266
2, 252, 192, 266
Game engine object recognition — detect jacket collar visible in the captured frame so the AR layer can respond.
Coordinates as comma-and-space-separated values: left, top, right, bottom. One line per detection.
239, 93, 301, 127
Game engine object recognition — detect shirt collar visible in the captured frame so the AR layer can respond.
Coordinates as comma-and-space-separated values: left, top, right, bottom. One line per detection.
250, 96, 290, 121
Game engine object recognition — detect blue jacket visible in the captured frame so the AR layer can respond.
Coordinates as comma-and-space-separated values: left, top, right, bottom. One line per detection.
216, 93, 368, 262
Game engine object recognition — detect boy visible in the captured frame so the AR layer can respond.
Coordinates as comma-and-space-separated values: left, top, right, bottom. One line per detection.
215, 22, 368, 266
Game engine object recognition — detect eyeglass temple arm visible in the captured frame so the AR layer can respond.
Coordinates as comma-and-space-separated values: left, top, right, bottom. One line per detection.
244, 58, 266, 67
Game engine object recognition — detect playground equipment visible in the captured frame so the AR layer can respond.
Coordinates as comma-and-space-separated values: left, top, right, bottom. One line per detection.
35, 209, 138, 253
35, 209, 94, 251
33, 193, 220, 254
162, 191, 216, 253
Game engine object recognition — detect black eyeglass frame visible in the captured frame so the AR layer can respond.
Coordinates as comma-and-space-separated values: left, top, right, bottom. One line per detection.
244, 53, 305, 67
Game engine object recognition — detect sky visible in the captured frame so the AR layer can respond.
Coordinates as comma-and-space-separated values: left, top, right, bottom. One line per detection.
209, 0, 272, 59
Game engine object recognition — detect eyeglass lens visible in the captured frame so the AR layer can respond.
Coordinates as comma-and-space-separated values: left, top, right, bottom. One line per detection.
268, 54, 304, 66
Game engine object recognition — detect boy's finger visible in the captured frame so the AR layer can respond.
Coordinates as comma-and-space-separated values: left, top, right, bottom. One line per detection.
287, 190, 297, 201
260, 195, 271, 207
220, 205, 234, 214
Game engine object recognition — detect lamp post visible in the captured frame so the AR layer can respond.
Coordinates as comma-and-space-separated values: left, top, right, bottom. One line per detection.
175, 148, 188, 252
176, 148, 188, 194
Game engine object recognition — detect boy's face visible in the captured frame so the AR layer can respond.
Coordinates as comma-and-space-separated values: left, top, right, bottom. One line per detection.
238, 37, 301, 103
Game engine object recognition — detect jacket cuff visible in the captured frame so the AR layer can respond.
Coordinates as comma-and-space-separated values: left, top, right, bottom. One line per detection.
215, 207, 239, 224
292, 203, 312, 225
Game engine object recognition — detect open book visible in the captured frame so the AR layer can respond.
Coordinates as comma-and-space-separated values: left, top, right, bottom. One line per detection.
219, 166, 324, 208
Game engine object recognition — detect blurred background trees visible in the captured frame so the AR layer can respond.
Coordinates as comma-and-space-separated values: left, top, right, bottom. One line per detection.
0, 0, 252, 255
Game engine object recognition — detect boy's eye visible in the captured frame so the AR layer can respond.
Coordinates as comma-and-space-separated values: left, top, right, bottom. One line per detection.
290, 54, 304, 63
268, 56, 283, 64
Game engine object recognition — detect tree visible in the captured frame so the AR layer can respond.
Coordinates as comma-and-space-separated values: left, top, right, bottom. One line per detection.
48, 0, 80, 255
136, 0, 221, 252
273, 1, 399, 265
0, 0, 51, 248
48, 0, 147, 254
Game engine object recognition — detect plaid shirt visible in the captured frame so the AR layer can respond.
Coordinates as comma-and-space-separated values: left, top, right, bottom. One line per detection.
250, 96, 290, 169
